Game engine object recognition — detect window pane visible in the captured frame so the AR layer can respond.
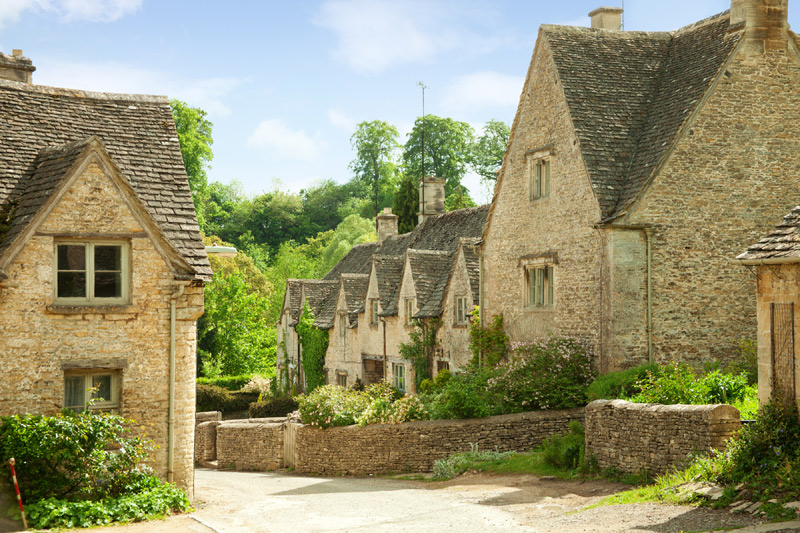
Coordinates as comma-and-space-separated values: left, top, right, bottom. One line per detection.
95, 246, 121, 271
58, 272, 86, 298
95, 272, 122, 298
65, 376, 85, 410
544, 161, 550, 197
91, 375, 112, 402
547, 266, 554, 306
57, 244, 85, 270
528, 270, 535, 306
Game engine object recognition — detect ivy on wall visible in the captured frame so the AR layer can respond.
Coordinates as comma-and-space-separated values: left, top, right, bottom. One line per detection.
399, 318, 441, 389
468, 308, 509, 368
296, 304, 329, 394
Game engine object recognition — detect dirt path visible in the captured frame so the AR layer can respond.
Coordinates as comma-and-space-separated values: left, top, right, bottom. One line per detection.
6, 468, 797, 532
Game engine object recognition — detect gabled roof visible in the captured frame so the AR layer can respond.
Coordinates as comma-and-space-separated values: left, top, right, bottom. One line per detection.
322, 242, 379, 280
0, 80, 211, 280
373, 254, 404, 315
737, 206, 800, 264
406, 250, 451, 319
282, 279, 306, 327
340, 273, 369, 326
304, 280, 338, 329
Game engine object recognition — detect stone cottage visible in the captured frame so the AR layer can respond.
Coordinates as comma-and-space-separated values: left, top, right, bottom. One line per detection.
0, 51, 211, 497
480, 0, 800, 372
736, 206, 800, 409
277, 178, 488, 392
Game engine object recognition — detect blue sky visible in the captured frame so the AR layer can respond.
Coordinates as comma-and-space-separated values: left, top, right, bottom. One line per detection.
1, 0, 794, 204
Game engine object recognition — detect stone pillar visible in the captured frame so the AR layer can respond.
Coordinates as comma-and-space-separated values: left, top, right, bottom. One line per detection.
417, 176, 446, 225
588, 7, 623, 30
376, 207, 399, 243
730, 0, 789, 55
0, 50, 35, 84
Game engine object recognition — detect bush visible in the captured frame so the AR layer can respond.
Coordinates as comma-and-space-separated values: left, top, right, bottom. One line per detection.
241, 375, 273, 395
196, 374, 253, 391
631, 363, 749, 405
729, 338, 758, 386
422, 368, 499, 420
296, 385, 371, 428
488, 336, 596, 412
586, 363, 658, 401
468, 311, 508, 367
249, 396, 299, 418
196, 384, 258, 413
432, 446, 513, 480
541, 420, 585, 470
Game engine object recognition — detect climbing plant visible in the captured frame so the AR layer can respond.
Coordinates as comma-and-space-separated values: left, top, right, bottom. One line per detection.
468, 308, 509, 368
296, 303, 329, 394
399, 319, 441, 389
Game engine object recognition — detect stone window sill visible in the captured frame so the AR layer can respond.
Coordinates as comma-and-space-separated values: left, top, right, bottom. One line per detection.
46, 304, 139, 315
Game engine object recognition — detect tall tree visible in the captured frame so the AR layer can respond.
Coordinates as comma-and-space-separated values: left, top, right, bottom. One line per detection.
170, 100, 213, 219
393, 172, 418, 234
349, 120, 400, 223
469, 119, 510, 185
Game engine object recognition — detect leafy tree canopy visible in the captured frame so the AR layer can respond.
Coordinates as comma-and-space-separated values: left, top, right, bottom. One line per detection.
469, 119, 510, 184
403, 115, 474, 197
170, 99, 213, 215
349, 120, 401, 221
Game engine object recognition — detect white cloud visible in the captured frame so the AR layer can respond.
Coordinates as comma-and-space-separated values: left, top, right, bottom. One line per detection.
442, 71, 523, 113
328, 108, 356, 130
247, 119, 323, 162
0, 0, 140, 27
34, 58, 242, 117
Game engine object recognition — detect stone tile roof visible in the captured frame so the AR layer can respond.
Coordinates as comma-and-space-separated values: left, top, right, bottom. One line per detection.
737, 206, 800, 263
461, 238, 481, 304
407, 250, 452, 319
373, 255, 404, 316
283, 279, 306, 327
0, 80, 211, 280
341, 274, 369, 326
322, 242, 379, 280
541, 11, 740, 219
303, 280, 338, 329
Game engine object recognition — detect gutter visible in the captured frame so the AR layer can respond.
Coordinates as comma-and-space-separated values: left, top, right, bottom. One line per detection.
734, 256, 800, 266
168, 281, 188, 483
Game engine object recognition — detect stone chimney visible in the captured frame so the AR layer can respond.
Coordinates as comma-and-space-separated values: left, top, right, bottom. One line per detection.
376, 207, 398, 244
730, 0, 789, 55
0, 50, 35, 84
418, 176, 446, 225
588, 7, 623, 30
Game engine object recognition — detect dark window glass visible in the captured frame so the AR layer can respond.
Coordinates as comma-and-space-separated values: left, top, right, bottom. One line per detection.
64, 376, 85, 411
57, 272, 86, 298
95, 273, 121, 298
91, 375, 112, 402
95, 246, 121, 271
57, 244, 85, 271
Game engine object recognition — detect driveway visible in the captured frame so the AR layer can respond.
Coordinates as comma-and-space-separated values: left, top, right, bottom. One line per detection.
58, 468, 798, 533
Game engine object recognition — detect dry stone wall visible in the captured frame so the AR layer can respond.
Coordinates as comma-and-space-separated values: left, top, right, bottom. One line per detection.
585, 400, 741, 474
215, 421, 285, 471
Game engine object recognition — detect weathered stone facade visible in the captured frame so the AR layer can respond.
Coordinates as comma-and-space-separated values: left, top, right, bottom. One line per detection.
585, 400, 742, 474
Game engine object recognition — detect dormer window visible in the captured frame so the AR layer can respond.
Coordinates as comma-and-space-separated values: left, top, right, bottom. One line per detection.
55, 241, 129, 305
405, 298, 415, 326
529, 158, 550, 200
370, 299, 379, 326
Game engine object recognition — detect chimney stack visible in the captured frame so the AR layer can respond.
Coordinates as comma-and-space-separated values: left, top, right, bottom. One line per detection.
588, 6, 623, 30
0, 49, 35, 84
730, 0, 789, 55
418, 176, 446, 225
376, 207, 399, 244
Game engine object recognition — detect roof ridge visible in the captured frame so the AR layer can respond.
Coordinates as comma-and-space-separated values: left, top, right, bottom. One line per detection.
672, 10, 730, 35
541, 24, 672, 40
0, 79, 168, 104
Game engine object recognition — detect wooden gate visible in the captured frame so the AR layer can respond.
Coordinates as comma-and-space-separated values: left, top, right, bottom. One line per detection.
770, 303, 796, 403
283, 422, 298, 468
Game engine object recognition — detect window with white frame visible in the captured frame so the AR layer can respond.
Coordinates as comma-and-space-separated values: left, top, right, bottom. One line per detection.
529, 158, 550, 201
64, 370, 120, 413
55, 242, 129, 304
405, 298, 415, 326
525, 264, 554, 307
392, 363, 406, 392
370, 299, 379, 326
455, 295, 469, 325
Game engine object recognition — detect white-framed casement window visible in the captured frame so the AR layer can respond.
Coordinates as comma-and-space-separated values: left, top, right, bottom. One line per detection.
455, 295, 469, 325
526, 264, 554, 307
529, 158, 550, 201
55, 241, 129, 304
405, 298, 415, 326
370, 299, 379, 326
392, 363, 406, 392
64, 370, 120, 413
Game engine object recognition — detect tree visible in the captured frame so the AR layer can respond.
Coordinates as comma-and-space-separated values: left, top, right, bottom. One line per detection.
349, 120, 401, 223
393, 172, 418, 234
170, 100, 213, 219
469, 119, 510, 185
316, 214, 376, 277
403, 115, 474, 198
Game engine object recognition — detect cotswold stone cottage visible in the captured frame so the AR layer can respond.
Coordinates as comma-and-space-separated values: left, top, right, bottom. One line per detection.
480, 0, 800, 371
0, 51, 211, 497
278, 178, 487, 392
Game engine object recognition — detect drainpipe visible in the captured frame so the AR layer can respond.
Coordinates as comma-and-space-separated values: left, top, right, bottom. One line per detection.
381, 316, 387, 380
644, 229, 654, 363
168, 281, 187, 483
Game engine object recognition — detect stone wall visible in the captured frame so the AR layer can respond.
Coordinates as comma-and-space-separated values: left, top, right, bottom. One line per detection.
216, 421, 285, 471
293, 409, 584, 475
195, 420, 220, 464
585, 400, 741, 474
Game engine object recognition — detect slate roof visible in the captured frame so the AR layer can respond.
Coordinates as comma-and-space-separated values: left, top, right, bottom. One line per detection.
322, 242, 379, 280
373, 255, 405, 315
283, 279, 306, 326
303, 280, 338, 329
0, 80, 211, 280
737, 206, 800, 263
341, 274, 369, 326
407, 250, 452, 319
535, 11, 741, 220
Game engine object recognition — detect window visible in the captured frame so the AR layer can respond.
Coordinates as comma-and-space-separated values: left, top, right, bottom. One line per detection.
337, 373, 347, 388
455, 295, 469, 325
437, 360, 450, 374
526, 265, 554, 307
370, 299, 379, 326
64, 371, 119, 413
55, 242, 129, 304
529, 159, 550, 200
392, 363, 406, 392
405, 298, 415, 326
339, 314, 348, 338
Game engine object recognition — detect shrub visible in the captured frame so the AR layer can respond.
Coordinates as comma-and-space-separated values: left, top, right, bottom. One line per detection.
729, 338, 758, 386
631, 363, 749, 405
196, 384, 257, 413
384, 395, 429, 424
488, 336, 596, 412
469, 311, 508, 367
364, 381, 403, 402
422, 368, 499, 420
586, 363, 658, 401
432, 446, 513, 480
249, 396, 299, 418
196, 374, 253, 391
296, 385, 371, 428
541, 420, 585, 470
356, 398, 394, 426
241, 375, 273, 396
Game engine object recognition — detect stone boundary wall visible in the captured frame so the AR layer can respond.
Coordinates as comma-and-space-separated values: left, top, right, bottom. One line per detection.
585, 400, 741, 475
216, 421, 285, 471
293, 408, 585, 475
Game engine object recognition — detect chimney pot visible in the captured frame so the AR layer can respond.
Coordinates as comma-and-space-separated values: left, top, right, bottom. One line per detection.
12, 49, 22, 57
588, 6, 623, 30
418, 176, 446, 225
376, 207, 399, 244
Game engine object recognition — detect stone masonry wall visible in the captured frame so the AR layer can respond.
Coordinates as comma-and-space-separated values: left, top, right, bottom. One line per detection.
585, 400, 741, 474
0, 162, 203, 497
293, 409, 584, 475
216, 422, 284, 471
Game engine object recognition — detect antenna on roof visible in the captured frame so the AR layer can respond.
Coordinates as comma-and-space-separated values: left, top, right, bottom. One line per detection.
417, 81, 428, 220
621, 0, 625, 30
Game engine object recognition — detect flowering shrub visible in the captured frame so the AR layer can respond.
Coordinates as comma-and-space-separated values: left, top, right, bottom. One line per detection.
488, 336, 596, 412
296, 385, 371, 428
241, 374, 272, 395
356, 395, 429, 426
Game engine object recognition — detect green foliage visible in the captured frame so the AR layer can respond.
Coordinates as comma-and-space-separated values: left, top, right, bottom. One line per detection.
249, 396, 299, 418
170, 99, 213, 220
631, 363, 749, 405
0, 411, 154, 502
393, 172, 418, 234
468, 310, 508, 367
489, 336, 596, 412
196, 374, 254, 391
349, 120, 401, 220
444, 189, 477, 211
356, 395, 429, 426
399, 319, 440, 389
432, 445, 513, 480
297, 384, 372, 428
316, 214, 376, 277
586, 363, 659, 401
195, 384, 257, 413
468, 119, 510, 184
730, 338, 758, 386
25, 484, 191, 530
541, 421, 586, 470
296, 304, 330, 393
421, 367, 498, 420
